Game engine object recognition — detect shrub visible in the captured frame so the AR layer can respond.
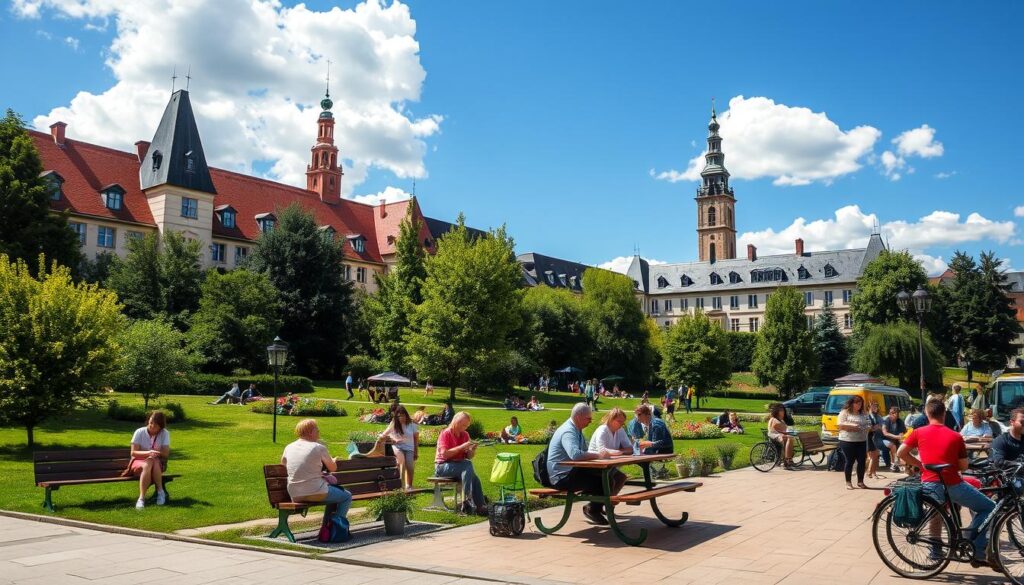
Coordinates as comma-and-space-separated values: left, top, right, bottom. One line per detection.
668, 421, 723, 440
524, 425, 555, 444
715, 442, 739, 458
417, 427, 439, 446
345, 354, 385, 380
106, 400, 183, 423
705, 390, 779, 400
366, 489, 414, 516
466, 419, 485, 440
182, 372, 314, 395
698, 448, 719, 475
249, 397, 346, 417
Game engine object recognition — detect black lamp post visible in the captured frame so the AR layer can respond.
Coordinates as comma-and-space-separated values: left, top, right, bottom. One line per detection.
266, 336, 289, 443
897, 286, 932, 401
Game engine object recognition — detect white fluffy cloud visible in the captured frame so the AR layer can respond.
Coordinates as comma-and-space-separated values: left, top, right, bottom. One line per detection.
598, 256, 666, 274
16, 0, 440, 197
652, 96, 881, 187
350, 185, 411, 206
1015, 206, 1024, 218
879, 124, 943, 181
737, 205, 1015, 275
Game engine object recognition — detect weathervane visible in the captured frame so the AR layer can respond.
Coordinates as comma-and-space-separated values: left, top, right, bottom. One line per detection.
185, 65, 192, 91
326, 59, 332, 98
171, 65, 177, 92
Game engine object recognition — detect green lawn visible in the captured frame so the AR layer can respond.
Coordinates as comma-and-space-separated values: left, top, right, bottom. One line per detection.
0, 385, 780, 537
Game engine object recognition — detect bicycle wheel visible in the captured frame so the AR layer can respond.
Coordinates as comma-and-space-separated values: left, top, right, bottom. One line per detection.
749, 442, 778, 472
992, 508, 1024, 582
872, 495, 953, 579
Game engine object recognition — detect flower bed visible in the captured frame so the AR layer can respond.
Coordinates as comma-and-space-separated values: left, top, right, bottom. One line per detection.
250, 396, 346, 417
669, 421, 723, 440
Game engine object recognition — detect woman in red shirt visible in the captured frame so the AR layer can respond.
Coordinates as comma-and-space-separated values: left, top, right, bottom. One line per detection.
434, 412, 487, 515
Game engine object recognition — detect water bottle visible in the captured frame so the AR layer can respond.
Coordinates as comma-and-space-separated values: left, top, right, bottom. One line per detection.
632, 438, 640, 456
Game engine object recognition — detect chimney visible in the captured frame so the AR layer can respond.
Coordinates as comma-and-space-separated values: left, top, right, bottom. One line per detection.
379, 199, 387, 218
747, 244, 757, 262
795, 238, 805, 257
49, 121, 67, 146
134, 140, 150, 163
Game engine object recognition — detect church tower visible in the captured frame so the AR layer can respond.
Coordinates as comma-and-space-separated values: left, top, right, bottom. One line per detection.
306, 88, 343, 205
695, 101, 737, 262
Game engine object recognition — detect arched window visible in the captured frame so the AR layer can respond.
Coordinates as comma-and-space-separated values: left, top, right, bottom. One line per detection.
709, 242, 716, 263
708, 206, 717, 227
727, 208, 733, 226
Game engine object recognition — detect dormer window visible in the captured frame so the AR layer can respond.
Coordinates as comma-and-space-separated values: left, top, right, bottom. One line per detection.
184, 150, 195, 173
102, 184, 125, 210
545, 270, 555, 285
710, 272, 723, 285
255, 212, 276, 233
680, 274, 694, 287
558, 274, 568, 286
424, 238, 433, 248
151, 150, 163, 171
798, 265, 811, 280
657, 276, 670, 289
569, 276, 578, 288
729, 271, 742, 284
824, 263, 838, 278
347, 235, 366, 253
40, 171, 64, 200
216, 205, 237, 229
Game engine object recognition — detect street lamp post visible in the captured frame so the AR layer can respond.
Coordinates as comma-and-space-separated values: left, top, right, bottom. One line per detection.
266, 336, 289, 443
897, 286, 932, 402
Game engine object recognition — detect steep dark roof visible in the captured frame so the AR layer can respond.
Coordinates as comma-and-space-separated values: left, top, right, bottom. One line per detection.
139, 90, 216, 194
424, 216, 487, 242
518, 252, 613, 290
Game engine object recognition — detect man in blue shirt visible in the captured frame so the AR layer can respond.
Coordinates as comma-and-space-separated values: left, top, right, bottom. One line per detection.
547, 403, 624, 525
627, 404, 674, 455
345, 372, 354, 400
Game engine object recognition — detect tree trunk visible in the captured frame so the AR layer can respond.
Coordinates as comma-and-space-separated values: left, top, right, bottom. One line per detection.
26, 425, 34, 448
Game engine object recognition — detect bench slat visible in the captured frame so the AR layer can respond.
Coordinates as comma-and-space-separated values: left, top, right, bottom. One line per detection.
36, 469, 136, 483
335, 457, 397, 471
610, 481, 703, 504
34, 449, 130, 463
39, 474, 179, 488
331, 468, 399, 484
35, 460, 130, 475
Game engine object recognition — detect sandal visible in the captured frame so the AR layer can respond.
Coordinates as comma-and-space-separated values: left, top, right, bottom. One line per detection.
857, 482, 868, 489
846, 483, 855, 490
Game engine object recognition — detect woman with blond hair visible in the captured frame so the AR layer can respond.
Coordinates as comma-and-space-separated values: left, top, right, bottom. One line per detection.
130, 411, 170, 509
589, 407, 644, 455
434, 412, 487, 515
281, 419, 352, 540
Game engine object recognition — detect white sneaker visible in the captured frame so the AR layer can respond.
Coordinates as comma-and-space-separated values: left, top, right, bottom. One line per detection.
156, 491, 166, 506
136, 498, 145, 510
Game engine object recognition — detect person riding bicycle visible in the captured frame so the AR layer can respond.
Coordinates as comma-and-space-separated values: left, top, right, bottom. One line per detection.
897, 398, 995, 567
990, 407, 1024, 465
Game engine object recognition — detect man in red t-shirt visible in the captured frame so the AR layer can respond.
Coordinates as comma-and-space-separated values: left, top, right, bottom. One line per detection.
898, 399, 995, 566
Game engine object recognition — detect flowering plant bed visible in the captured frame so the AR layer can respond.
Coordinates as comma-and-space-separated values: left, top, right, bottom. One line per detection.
250, 396, 346, 417
669, 421, 723, 440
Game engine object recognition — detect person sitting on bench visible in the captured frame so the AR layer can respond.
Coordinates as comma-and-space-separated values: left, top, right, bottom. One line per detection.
282, 419, 352, 542
434, 412, 488, 515
130, 411, 170, 509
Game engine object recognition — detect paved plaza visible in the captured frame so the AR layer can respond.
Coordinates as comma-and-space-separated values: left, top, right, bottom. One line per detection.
1, 465, 1013, 584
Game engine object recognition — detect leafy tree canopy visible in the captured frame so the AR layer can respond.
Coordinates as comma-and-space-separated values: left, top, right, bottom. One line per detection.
943, 250, 1020, 374
521, 285, 590, 374
853, 320, 944, 397
106, 231, 202, 328
117, 318, 196, 409
752, 286, 818, 398
580, 268, 654, 388
813, 305, 850, 384
850, 249, 930, 328
659, 312, 732, 399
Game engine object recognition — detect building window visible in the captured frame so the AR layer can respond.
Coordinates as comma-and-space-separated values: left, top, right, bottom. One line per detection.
695, 297, 704, 310
657, 276, 669, 288
235, 246, 248, 264
258, 218, 275, 232
798, 265, 811, 280
712, 296, 722, 310
352, 238, 366, 253
103, 189, 123, 210
341, 264, 352, 281
222, 210, 236, 229
651, 299, 660, 314
681, 298, 689, 311
127, 230, 144, 242
749, 317, 760, 332
729, 271, 742, 284
730, 295, 739, 310
824, 290, 834, 307
804, 291, 814, 306
47, 174, 64, 200
730, 318, 740, 332
181, 197, 198, 219
807, 315, 815, 330
844, 313, 853, 330
356, 267, 367, 283
210, 243, 226, 263
824, 263, 838, 278
680, 275, 693, 287
546, 272, 555, 285
748, 294, 758, 309
665, 299, 673, 313
710, 272, 723, 285
751, 268, 786, 283
70, 222, 87, 244
708, 206, 716, 227
765, 293, 772, 302
842, 289, 852, 304
97, 226, 115, 249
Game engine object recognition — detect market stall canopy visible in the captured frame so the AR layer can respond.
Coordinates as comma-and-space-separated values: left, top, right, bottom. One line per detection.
601, 375, 624, 382
367, 371, 412, 384
555, 366, 584, 374
834, 373, 882, 385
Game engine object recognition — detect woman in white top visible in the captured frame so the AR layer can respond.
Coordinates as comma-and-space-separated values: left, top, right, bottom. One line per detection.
281, 419, 352, 538
130, 411, 170, 509
382, 405, 419, 490
960, 408, 994, 442
767, 404, 795, 469
836, 396, 870, 489
588, 407, 637, 454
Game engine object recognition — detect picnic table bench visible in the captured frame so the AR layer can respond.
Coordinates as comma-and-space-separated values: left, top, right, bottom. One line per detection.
34, 448, 178, 512
263, 456, 427, 543
528, 453, 702, 546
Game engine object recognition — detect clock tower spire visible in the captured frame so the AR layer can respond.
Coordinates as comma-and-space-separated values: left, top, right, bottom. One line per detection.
695, 99, 737, 262
306, 64, 343, 205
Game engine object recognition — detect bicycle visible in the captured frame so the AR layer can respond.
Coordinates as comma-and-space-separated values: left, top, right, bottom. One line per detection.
749, 429, 824, 472
871, 460, 1024, 582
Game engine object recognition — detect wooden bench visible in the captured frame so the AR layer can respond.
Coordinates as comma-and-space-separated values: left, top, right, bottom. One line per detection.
797, 431, 838, 458
529, 481, 702, 503
425, 476, 461, 511
263, 456, 427, 543
34, 448, 178, 512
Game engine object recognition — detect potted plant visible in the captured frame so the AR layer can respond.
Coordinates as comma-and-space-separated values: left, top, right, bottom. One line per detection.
367, 489, 414, 536
716, 442, 740, 470
686, 448, 701, 477
674, 454, 690, 478
699, 449, 719, 476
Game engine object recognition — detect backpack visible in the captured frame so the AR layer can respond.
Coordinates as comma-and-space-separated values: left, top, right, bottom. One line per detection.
317, 504, 351, 543
531, 449, 552, 488
891, 483, 923, 528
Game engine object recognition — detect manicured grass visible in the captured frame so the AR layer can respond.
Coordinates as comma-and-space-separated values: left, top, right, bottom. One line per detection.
0, 386, 780, 536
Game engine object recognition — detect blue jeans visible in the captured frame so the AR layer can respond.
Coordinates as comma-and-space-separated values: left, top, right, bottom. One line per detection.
435, 460, 486, 509
323, 485, 353, 525
923, 480, 996, 558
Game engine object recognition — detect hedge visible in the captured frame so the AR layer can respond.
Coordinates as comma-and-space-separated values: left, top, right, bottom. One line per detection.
107, 400, 187, 423
178, 373, 315, 396
705, 390, 780, 401
250, 397, 346, 417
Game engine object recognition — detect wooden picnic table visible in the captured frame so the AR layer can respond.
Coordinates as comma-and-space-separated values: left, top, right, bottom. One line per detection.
966, 438, 992, 454
531, 453, 702, 546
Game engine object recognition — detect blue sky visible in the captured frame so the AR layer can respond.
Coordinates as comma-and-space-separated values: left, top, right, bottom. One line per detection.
2, 1, 1022, 274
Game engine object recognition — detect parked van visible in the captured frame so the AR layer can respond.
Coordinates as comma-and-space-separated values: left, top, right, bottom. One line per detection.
985, 373, 1024, 422
820, 384, 913, 442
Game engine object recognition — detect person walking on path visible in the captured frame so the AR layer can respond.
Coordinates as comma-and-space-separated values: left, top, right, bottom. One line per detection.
947, 384, 965, 430
837, 396, 870, 489
584, 379, 597, 411
345, 371, 354, 400
684, 385, 695, 413
663, 386, 678, 423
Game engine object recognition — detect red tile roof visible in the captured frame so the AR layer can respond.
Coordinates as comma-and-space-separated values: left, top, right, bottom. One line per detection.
34, 129, 428, 265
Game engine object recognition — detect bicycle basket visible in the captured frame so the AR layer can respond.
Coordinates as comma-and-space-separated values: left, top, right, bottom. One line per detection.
891, 482, 923, 528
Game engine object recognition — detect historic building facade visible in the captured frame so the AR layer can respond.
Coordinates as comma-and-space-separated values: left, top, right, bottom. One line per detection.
628, 107, 886, 333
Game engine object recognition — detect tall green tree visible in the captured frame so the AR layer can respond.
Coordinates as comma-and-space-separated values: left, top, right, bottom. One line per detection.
752, 286, 818, 398
813, 305, 849, 384
0, 110, 82, 274
188, 269, 281, 374
117, 318, 195, 409
407, 217, 523, 403
521, 285, 590, 373
659, 312, 732, 401
0, 255, 123, 445
944, 251, 1019, 374
366, 205, 427, 372
853, 321, 943, 393
850, 249, 930, 328
106, 231, 202, 327
247, 203, 353, 377
580, 268, 654, 388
